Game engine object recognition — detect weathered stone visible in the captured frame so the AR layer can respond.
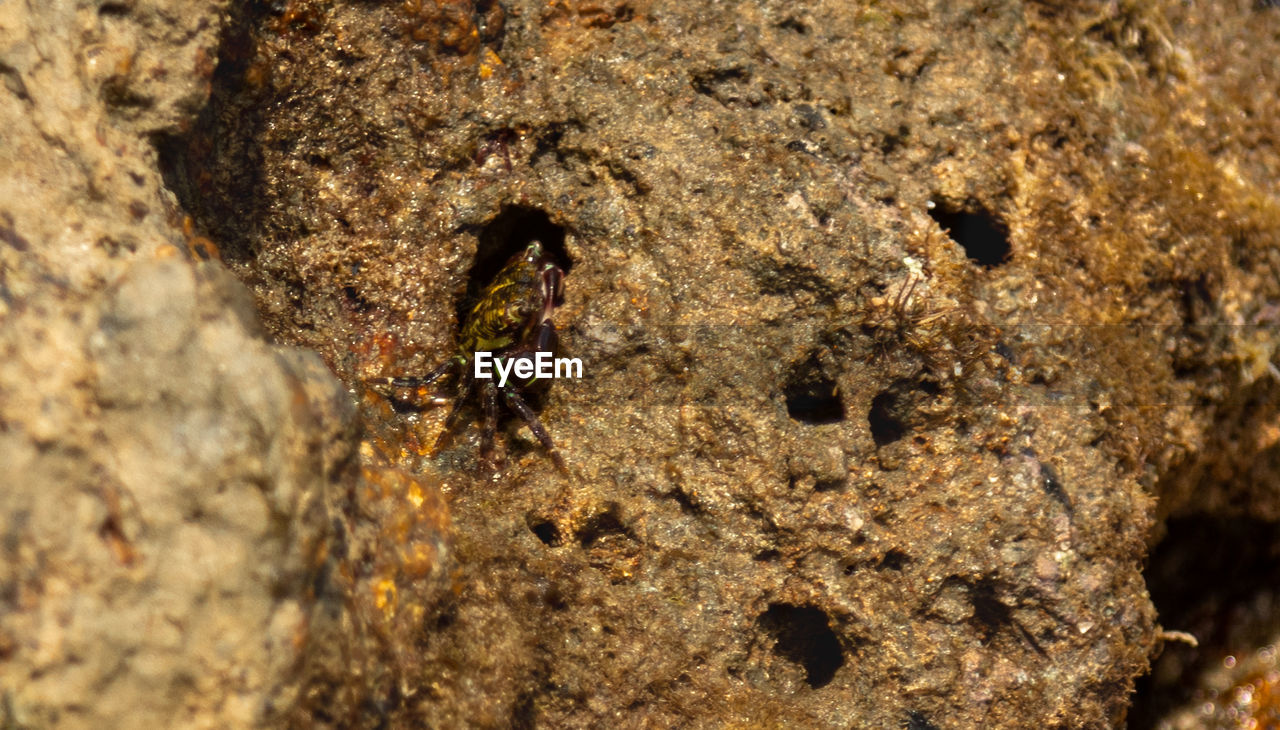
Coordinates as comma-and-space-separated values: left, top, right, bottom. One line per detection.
5, 0, 1280, 727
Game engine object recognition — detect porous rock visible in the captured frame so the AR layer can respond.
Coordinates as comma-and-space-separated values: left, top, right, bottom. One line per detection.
1, 1, 453, 727
4, 0, 1280, 727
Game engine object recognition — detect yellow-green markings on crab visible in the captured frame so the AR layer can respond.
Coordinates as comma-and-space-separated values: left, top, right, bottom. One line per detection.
369, 241, 570, 471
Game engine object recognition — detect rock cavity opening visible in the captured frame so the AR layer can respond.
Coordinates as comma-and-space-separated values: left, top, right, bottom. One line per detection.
526, 515, 563, 547
928, 201, 1011, 267
758, 603, 845, 689
459, 205, 571, 324
784, 354, 845, 424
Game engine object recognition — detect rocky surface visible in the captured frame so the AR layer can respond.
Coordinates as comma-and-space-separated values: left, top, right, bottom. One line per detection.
3, 0, 1279, 727
0, 1, 453, 727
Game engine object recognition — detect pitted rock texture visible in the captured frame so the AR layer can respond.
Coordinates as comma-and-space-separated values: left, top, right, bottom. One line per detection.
3, 0, 1279, 727
164, 0, 1280, 727
2, 1, 456, 727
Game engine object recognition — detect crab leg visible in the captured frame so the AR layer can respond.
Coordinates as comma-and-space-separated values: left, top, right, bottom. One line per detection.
503, 389, 567, 473
481, 379, 499, 467
368, 358, 459, 404
533, 319, 556, 353
432, 378, 474, 451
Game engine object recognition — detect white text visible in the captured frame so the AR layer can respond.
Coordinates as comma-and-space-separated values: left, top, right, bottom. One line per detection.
474, 351, 583, 387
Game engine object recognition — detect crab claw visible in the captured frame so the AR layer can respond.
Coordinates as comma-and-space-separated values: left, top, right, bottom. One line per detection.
540, 263, 564, 323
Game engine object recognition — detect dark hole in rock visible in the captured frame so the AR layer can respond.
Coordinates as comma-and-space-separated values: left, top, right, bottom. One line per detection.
342, 285, 370, 313
576, 506, 630, 549
906, 710, 941, 730
880, 124, 909, 155
878, 549, 908, 571
967, 578, 1013, 643
758, 603, 845, 689
543, 586, 568, 611
869, 378, 940, 447
98, 2, 131, 17
784, 354, 845, 424
526, 516, 562, 547
868, 390, 905, 446
511, 691, 536, 730
433, 607, 457, 631
668, 486, 702, 515
152, 1, 275, 268
777, 16, 809, 34
928, 201, 1011, 267
460, 205, 570, 324
1130, 516, 1280, 727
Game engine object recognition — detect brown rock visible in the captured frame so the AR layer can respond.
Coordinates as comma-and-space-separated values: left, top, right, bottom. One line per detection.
5, 0, 1280, 727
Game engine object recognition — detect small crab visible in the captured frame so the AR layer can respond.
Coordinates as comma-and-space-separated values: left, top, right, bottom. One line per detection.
370, 241, 567, 471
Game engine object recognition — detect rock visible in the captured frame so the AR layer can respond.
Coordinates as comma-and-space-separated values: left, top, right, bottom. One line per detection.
4, 0, 1280, 727
1, 2, 453, 726
1, 254, 348, 727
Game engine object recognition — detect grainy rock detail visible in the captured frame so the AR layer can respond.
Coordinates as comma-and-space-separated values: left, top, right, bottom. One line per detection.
1, 1, 454, 727
3, 0, 1280, 727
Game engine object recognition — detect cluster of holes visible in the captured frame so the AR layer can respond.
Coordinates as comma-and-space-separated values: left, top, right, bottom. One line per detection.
757, 603, 845, 689
928, 200, 1011, 267
840, 546, 907, 576
784, 354, 954, 449
527, 504, 633, 550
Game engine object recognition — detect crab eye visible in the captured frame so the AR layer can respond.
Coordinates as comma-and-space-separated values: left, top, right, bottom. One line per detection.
524, 241, 543, 262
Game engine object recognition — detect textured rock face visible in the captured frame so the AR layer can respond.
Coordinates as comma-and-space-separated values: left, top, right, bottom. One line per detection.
0, 2, 452, 727
3, 0, 1280, 727
3, 258, 342, 728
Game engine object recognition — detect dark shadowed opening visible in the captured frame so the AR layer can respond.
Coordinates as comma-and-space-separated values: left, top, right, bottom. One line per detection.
459, 205, 570, 323
526, 515, 562, 547
928, 201, 1011, 267
868, 378, 941, 447
758, 603, 846, 689
784, 354, 845, 424
967, 578, 1015, 643
575, 505, 633, 549
1129, 515, 1280, 728
905, 710, 941, 730
868, 390, 905, 446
